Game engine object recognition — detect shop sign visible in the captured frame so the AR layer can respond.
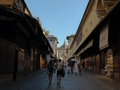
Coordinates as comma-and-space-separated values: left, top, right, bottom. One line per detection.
99, 25, 109, 50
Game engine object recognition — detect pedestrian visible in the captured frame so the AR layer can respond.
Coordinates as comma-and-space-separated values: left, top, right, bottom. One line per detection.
47, 60, 54, 85
77, 59, 80, 68
77, 59, 80, 72
79, 62, 82, 75
55, 59, 63, 84
67, 59, 71, 74
70, 61, 74, 74
82, 60, 85, 70
54, 62, 56, 72
104, 64, 111, 77
74, 61, 78, 75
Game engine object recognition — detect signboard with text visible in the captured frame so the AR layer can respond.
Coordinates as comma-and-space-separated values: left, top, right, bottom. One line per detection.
99, 25, 109, 50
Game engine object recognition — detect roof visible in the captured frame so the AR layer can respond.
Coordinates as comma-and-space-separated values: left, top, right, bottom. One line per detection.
0, 5, 53, 54
74, 0, 120, 54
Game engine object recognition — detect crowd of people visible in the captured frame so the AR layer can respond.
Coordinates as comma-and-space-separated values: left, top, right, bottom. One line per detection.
67, 59, 85, 75
47, 58, 85, 85
46, 57, 112, 86
47, 59, 65, 85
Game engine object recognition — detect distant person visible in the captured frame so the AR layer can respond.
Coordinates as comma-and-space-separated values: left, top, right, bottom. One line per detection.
70, 61, 74, 74
67, 59, 71, 74
82, 60, 85, 70
74, 61, 78, 75
47, 60, 54, 85
55, 59, 63, 84
104, 64, 111, 77
54, 62, 56, 72
77, 59, 80, 71
77, 59, 80, 68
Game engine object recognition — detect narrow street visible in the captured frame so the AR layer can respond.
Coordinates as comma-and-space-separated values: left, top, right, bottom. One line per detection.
1, 69, 119, 90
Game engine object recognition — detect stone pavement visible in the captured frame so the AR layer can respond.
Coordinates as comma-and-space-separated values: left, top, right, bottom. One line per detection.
0, 70, 45, 90
0, 69, 120, 90
85, 70, 120, 90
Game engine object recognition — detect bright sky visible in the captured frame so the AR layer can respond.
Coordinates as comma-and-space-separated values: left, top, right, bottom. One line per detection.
24, 0, 89, 47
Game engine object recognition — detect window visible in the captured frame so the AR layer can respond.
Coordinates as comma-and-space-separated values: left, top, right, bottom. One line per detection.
90, 21, 92, 25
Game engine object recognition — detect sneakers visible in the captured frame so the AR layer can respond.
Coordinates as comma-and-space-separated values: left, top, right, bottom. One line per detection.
57, 81, 61, 85
67, 72, 70, 74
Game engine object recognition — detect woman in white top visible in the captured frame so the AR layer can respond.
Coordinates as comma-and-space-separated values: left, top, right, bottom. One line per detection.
104, 64, 111, 77
74, 62, 78, 75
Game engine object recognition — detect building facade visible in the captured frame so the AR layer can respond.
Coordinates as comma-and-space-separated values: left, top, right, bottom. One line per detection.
57, 40, 68, 63
70, 0, 120, 80
66, 35, 74, 60
46, 35, 58, 59
0, 0, 53, 86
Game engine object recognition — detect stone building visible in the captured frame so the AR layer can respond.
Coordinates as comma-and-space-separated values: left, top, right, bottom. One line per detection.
0, 0, 53, 86
66, 35, 74, 60
46, 35, 58, 59
70, 0, 120, 80
57, 40, 68, 63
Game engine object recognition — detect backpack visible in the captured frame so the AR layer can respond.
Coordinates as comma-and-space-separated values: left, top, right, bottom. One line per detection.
48, 64, 53, 72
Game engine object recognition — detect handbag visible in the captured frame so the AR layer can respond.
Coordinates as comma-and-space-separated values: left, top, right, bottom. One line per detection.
61, 68, 65, 78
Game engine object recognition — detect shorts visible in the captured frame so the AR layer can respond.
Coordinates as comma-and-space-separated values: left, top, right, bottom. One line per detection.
57, 70, 62, 76
48, 71, 53, 75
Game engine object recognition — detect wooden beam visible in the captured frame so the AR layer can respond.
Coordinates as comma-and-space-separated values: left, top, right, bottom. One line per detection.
17, 21, 29, 37
0, 15, 15, 21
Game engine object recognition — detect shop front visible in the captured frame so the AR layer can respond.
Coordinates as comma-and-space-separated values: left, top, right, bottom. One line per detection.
96, 55, 100, 72
105, 49, 113, 77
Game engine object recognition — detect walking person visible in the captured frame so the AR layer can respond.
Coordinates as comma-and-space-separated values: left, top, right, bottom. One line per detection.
67, 59, 71, 74
74, 61, 78, 75
55, 59, 63, 85
104, 64, 111, 77
70, 61, 74, 74
47, 60, 54, 85
82, 60, 85, 70
79, 62, 82, 75
77, 59, 81, 74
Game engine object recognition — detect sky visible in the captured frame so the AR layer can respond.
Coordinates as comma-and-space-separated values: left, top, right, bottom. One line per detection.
24, 0, 89, 47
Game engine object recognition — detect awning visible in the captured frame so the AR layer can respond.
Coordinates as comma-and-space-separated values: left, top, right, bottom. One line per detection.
67, 56, 75, 62
77, 40, 93, 55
